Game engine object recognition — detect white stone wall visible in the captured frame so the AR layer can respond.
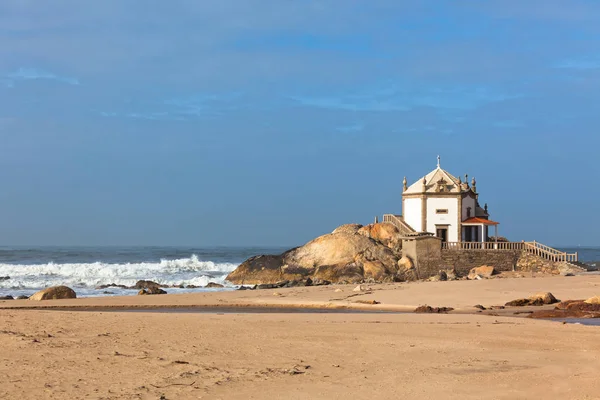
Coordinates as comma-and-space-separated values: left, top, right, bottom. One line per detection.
403, 198, 422, 232
426, 197, 459, 242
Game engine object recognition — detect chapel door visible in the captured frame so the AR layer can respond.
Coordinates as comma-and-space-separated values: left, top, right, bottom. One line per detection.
436, 227, 448, 242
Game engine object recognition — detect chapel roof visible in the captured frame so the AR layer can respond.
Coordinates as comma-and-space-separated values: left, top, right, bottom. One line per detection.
404, 165, 462, 194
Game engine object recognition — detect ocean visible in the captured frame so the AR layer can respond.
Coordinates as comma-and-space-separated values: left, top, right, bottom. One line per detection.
0, 246, 288, 298
0, 246, 598, 298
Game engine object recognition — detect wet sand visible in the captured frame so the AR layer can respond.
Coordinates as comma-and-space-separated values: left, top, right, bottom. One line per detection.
2, 274, 600, 399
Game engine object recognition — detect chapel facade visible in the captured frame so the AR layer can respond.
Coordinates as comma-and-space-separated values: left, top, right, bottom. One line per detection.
391, 157, 499, 243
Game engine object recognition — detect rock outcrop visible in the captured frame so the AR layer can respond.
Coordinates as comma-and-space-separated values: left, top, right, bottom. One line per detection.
29, 286, 77, 301
505, 292, 559, 307
530, 297, 600, 319
357, 223, 402, 253
226, 223, 404, 284
332, 224, 363, 234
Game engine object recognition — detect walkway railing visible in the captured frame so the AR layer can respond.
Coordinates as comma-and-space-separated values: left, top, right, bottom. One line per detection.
382, 214, 416, 236
441, 240, 578, 263
442, 241, 525, 250
524, 241, 578, 263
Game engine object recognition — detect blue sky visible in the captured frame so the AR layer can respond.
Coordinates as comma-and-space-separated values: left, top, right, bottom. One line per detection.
0, 1, 599, 246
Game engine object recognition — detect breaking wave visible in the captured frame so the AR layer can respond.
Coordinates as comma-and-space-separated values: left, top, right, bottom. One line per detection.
0, 255, 237, 294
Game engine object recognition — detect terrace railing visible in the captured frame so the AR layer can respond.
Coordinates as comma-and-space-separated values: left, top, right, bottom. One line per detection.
441, 240, 578, 263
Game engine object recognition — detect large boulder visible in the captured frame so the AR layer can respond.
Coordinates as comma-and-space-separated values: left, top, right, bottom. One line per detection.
468, 266, 497, 280
357, 223, 402, 252
332, 224, 363, 234
29, 286, 76, 301
226, 226, 401, 284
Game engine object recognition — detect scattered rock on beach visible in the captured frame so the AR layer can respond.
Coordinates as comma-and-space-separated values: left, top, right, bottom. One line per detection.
205, 282, 225, 288
354, 300, 380, 305
414, 305, 454, 313
0, 295, 14, 300
468, 266, 497, 280
16, 295, 29, 300
429, 270, 447, 282
134, 280, 164, 289
353, 285, 365, 292
473, 304, 486, 310
505, 292, 559, 307
138, 287, 167, 295
96, 283, 128, 290
0, 276, 9, 281
29, 286, 76, 301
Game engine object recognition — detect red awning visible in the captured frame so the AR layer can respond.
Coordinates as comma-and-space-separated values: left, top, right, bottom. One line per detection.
462, 217, 499, 226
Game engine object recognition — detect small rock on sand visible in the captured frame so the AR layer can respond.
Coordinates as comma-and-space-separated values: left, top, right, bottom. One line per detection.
505, 292, 559, 307
414, 305, 454, 313
354, 300, 380, 305
353, 285, 364, 292
334, 288, 343, 293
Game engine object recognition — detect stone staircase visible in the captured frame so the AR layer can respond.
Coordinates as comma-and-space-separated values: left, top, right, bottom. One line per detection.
523, 241, 587, 272
382, 214, 416, 236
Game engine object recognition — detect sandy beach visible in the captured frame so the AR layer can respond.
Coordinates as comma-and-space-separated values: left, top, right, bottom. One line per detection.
1, 275, 600, 399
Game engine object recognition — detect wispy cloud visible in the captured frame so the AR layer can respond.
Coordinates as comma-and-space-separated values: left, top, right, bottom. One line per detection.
1, 78, 14, 88
289, 83, 523, 112
98, 91, 244, 121
554, 56, 600, 70
493, 120, 526, 128
6, 68, 79, 85
164, 92, 244, 117
99, 110, 184, 121
335, 122, 366, 132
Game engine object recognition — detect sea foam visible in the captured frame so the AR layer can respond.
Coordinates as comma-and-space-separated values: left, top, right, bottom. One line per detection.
0, 254, 237, 296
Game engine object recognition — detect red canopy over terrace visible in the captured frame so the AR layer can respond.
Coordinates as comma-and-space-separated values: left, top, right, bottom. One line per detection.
461, 217, 500, 242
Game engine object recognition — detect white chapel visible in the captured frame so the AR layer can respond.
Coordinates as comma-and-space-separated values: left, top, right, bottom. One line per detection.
385, 157, 499, 243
